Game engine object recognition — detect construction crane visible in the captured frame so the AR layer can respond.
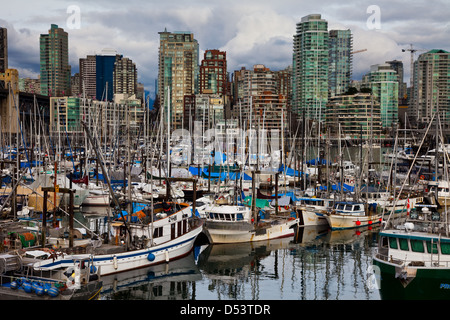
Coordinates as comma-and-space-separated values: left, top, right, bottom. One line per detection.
402, 44, 427, 89
350, 49, 367, 55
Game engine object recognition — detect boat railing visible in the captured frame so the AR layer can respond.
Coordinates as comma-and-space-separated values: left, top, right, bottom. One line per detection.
375, 252, 450, 268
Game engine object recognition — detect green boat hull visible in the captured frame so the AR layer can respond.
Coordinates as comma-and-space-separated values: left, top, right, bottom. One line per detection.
373, 258, 450, 299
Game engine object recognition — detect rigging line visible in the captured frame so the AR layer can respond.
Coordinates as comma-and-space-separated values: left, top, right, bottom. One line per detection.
384, 111, 437, 229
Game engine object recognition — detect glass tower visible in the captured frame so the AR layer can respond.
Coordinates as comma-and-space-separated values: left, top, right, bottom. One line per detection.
328, 29, 352, 98
39, 24, 71, 97
412, 49, 450, 126
158, 29, 199, 129
363, 64, 399, 129
293, 14, 329, 121
96, 50, 122, 101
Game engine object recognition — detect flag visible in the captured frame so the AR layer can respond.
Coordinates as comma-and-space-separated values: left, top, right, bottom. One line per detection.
406, 199, 410, 215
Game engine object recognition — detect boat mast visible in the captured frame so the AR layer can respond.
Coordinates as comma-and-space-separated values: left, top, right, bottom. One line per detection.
81, 120, 133, 248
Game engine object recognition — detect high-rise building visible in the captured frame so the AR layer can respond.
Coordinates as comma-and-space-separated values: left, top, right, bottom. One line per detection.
386, 59, 407, 102
326, 93, 381, 139
412, 49, 450, 126
0, 27, 7, 73
293, 14, 329, 120
39, 24, 71, 97
199, 49, 227, 95
362, 64, 398, 129
231, 65, 288, 131
328, 29, 352, 98
79, 54, 96, 98
158, 29, 199, 129
96, 49, 122, 101
71, 73, 80, 97
113, 56, 137, 96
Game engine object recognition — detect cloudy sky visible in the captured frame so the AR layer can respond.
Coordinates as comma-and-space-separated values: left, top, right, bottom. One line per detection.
2, 0, 449, 97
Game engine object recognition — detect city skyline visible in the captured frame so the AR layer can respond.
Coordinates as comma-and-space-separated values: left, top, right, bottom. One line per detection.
2, 0, 450, 97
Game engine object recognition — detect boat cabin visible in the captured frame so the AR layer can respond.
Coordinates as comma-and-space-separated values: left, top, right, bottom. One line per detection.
205, 205, 252, 223
332, 202, 365, 215
295, 198, 332, 209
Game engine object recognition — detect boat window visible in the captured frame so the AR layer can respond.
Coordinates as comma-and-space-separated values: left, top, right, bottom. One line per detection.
225, 214, 232, 221
353, 205, 361, 211
399, 238, 409, 251
380, 236, 389, 248
389, 237, 398, 249
426, 241, 438, 254
410, 240, 425, 253
338, 204, 345, 210
440, 243, 450, 255
153, 227, 163, 238
237, 213, 243, 221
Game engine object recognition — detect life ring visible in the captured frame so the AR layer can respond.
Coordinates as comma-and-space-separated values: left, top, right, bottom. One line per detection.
420, 175, 425, 180
267, 178, 271, 182
284, 206, 289, 210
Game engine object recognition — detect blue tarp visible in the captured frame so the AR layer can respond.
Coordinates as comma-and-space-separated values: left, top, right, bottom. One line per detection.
316, 184, 355, 192
188, 167, 252, 181
306, 158, 328, 165
278, 164, 308, 177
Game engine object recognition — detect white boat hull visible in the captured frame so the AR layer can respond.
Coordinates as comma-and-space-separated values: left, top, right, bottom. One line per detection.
82, 194, 110, 207
204, 218, 299, 244
325, 213, 381, 230
33, 224, 203, 276
300, 209, 328, 226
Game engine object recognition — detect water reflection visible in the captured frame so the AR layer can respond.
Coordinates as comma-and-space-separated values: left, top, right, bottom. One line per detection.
99, 225, 381, 300
100, 251, 202, 300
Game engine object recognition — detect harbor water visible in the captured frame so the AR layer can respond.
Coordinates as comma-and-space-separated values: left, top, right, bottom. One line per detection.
97, 224, 382, 300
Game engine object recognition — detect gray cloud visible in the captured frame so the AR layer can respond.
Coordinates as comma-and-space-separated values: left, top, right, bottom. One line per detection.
2, 0, 449, 96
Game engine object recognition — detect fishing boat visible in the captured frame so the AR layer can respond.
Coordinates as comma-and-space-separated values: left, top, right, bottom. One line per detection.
294, 197, 332, 226
325, 201, 381, 230
373, 203, 450, 299
31, 201, 203, 276
202, 204, 299, 244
